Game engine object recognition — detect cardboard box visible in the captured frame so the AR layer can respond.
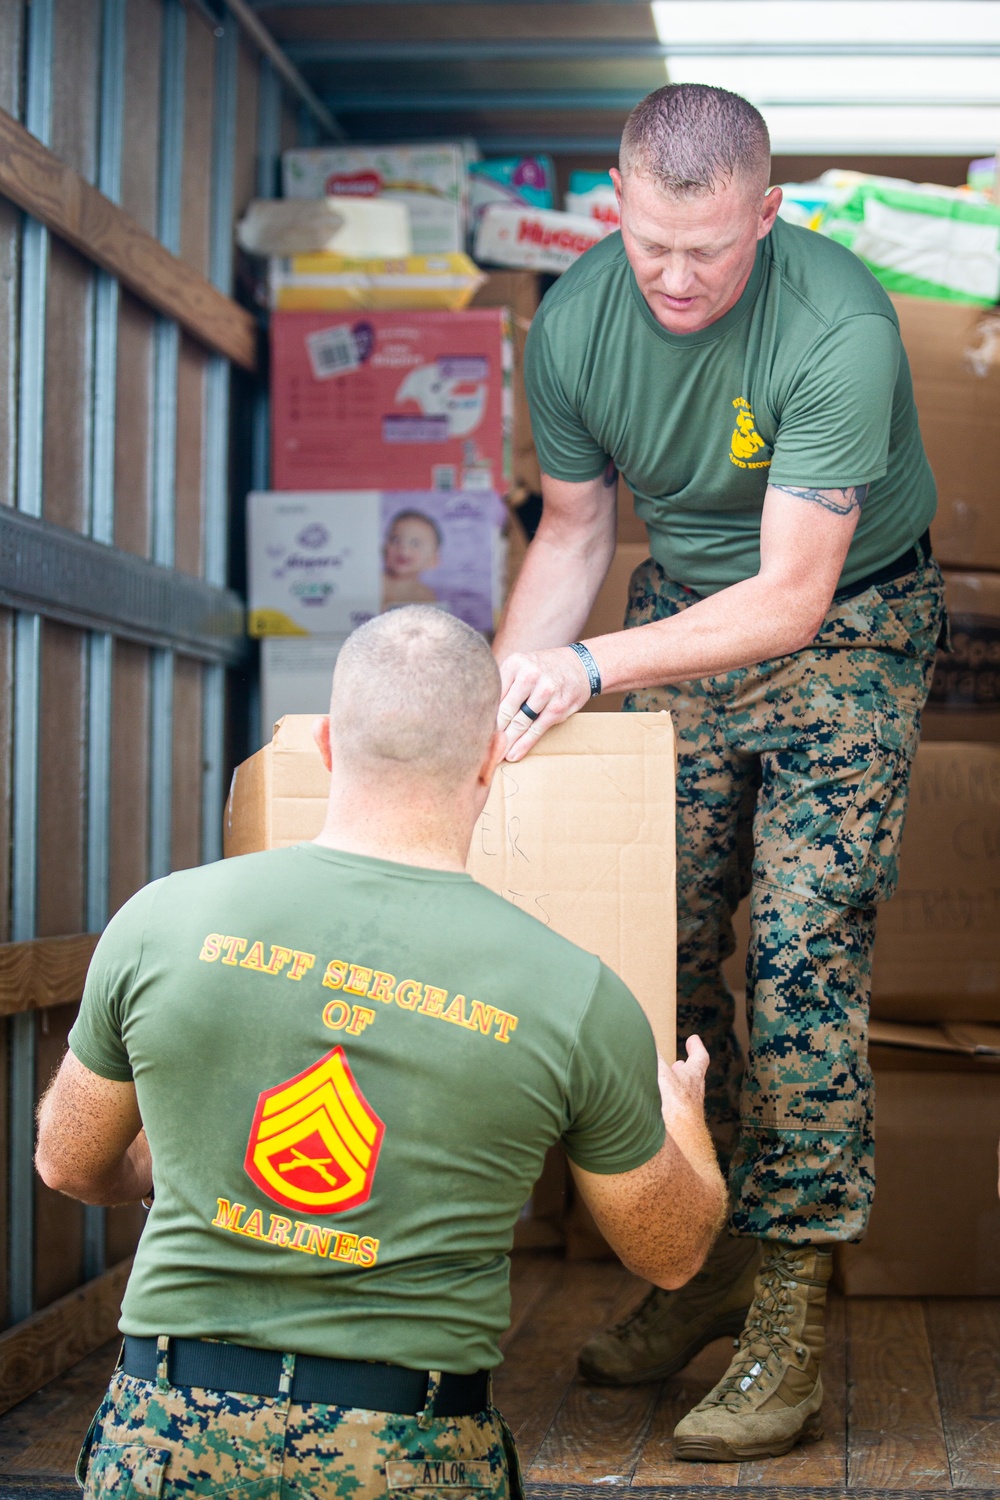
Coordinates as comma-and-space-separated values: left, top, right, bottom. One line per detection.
224, 712, 677, 1060
247, 490, 507, 638
471, 271, 543, 495
271, 309, 512, 494
474, 205, 612, 275
922, 570, 1000, 743
282, 143, 475, 256
836, 1031, 1000, 1296
892, 295, 1000, 570
870, 742, 1000, 1021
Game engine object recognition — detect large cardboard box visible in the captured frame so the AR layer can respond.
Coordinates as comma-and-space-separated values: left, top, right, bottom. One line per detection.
892, 295, 1000, 570
870, 742, 1000, 1021
836, 1024, 1000, 1296
271, 309, 512, 495
922, 570, 1000, 743
224, 712, 677, 1060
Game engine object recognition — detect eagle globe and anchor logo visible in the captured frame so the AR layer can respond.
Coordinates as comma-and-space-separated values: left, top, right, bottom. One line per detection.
729, 396, 771, 470
244, 1046, 385, 1215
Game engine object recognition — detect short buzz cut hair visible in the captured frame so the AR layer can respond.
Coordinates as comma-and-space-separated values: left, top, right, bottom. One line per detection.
329, 605, 500, 784
620, 84, 770, 196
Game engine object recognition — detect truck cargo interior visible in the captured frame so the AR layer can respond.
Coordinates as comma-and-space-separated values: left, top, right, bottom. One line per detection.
0, 0, 998, 1494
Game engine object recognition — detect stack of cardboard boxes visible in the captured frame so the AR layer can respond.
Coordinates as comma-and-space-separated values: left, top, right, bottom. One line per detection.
247, 144, 560, 734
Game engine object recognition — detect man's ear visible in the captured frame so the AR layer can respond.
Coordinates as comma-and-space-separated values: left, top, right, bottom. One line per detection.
610, 166, 623, 209
477, 727, 507, 788
312, 715, 333, 772
758, 185, 782, 238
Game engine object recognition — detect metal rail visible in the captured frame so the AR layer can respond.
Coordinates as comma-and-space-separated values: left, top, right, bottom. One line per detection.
287, 38, 1000, 61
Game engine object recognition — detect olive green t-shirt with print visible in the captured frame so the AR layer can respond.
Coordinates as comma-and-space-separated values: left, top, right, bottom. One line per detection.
525, 216, 937, 596
68, 844, 665, 1372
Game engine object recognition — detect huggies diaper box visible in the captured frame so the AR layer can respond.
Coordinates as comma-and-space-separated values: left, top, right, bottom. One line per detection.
270, 309, 513, 494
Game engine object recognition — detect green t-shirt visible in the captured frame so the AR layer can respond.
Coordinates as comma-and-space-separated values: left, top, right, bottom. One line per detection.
69, 843, 664, 1372
525, 217, 937, 596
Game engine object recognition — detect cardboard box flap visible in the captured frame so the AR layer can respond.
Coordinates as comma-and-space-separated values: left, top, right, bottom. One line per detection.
224, 712, 677, 1059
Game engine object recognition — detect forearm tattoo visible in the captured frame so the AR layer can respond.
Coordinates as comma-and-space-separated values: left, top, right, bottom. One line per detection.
772, 483, 869, 514
603, 459, 618, 488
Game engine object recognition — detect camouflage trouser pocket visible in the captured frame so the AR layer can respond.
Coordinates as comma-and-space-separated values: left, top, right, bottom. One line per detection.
81, 1442, 171, 1499
812, 712, 917, 909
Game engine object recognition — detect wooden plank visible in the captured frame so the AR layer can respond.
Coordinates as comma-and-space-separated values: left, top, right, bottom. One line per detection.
528, 1275, 660, 1484
0, 1259, 131, 1417
37, 622, 86, 939
846, 1297, 950, 1490
926, 1297, 1000, 1489
174, 336, 206, 578
738, 1290, 847, 1488
42, 238, 93, 534
0, 935, 98, 1018
181, 14, 214, 278
120, 0, 161, 235
631, 1338, 741, 1489
0, 107, 257, 371
109, 641, 150, 917
492, 1259, 634, 1469
113, 291, 155, 559
0, 1336, 118, 1479
171, 655, 203, 873
501, 1252, 563, 1355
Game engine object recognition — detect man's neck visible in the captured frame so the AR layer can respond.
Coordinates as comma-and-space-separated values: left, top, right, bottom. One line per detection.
313, 783, 471, 874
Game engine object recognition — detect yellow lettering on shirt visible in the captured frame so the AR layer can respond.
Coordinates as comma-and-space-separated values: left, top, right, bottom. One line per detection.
242, 1209, 265, 1239
287, 950, 316, 982
368, 970, 396, 1004
266, 1216, 293, 1246
418, 986, 447, 1018
322, 998, 351, 1031
493, 1010, 518, 1044
266, 945, 294, 976
346, 1005, 376, 1036
199, 934, 223, 963
221, 936, 247, 965
344, 964, 372, 995
468, 1000, 496, 1037
322, 959, 348, 990
239, 940, 268, 972
394, 979, 423, 1011
355, 1235, 380, 1267
212, 1198, 246, 1232
332, 1232, 359, 1263
441, 994, 471, 1029
303, 1224, 333, 1257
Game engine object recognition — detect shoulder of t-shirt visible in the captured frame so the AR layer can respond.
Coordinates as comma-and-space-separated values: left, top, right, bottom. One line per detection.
534, 231, 631, 335
768, 217, 901, 337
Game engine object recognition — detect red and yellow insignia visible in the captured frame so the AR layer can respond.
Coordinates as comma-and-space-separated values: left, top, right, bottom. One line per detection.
244, 1047, 384, 1214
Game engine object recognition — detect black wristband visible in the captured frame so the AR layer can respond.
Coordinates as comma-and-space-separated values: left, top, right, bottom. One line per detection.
568, 641, 602, 697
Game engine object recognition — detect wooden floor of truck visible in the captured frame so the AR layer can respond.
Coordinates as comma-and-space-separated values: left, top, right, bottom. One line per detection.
1, 1251, 997, 1498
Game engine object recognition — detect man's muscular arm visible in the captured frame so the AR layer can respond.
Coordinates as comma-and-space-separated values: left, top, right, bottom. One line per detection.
497, 480, 865, 760
493, 465, 619, 658
36, 1050, 152, 1205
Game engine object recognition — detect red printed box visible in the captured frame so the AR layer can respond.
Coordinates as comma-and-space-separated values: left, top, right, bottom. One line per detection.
271, 309, 512, 494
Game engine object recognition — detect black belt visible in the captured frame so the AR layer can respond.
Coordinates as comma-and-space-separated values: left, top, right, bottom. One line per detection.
123, 1335, 490, 1416
833, 528, 932, 602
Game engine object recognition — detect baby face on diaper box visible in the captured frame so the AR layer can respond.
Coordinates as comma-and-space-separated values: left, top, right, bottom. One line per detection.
248, 490, 506, 639
271, 309, 512, 494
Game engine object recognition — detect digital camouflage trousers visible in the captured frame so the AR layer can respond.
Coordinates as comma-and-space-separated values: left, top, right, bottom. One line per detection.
622, 552, 946, 1244
77, 1359, 522, 1500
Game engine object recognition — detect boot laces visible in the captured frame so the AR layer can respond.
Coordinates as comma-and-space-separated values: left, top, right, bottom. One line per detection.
703, 1260, 799, 1411
606, 1285, 670, 1337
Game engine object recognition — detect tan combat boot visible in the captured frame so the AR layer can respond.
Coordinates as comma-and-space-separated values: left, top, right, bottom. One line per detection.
672, 1242, 833, 1461
577, 1234, 761, 1386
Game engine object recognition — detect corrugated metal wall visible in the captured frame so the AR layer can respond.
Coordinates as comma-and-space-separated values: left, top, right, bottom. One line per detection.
0, 0, 297, 1337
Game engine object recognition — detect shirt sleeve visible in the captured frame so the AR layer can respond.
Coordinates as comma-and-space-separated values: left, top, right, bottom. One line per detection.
524, 313, 610, 483
767, 314, 901, 490
68, 882, 160, 1083
561, 963, 666, 1174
